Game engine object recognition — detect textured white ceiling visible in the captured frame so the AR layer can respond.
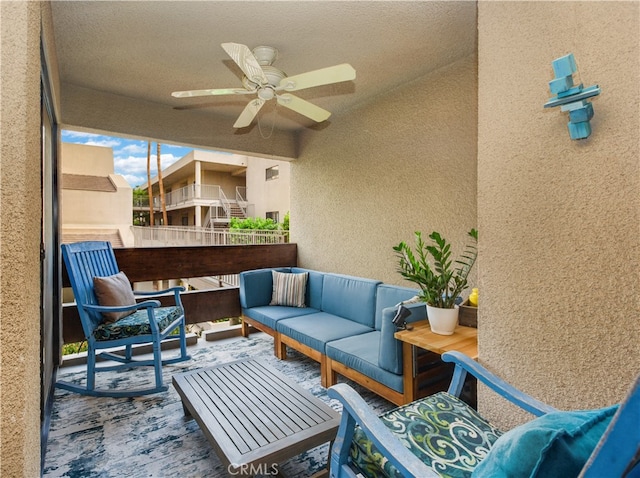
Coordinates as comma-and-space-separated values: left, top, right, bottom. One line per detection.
50, 1, 476, 142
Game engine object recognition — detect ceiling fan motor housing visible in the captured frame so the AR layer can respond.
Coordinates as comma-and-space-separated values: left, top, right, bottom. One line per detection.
251, 45, 278, 66
242, 65, 287, 92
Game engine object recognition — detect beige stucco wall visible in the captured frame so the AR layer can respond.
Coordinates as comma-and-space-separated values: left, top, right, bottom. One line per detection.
62, 142, 114, 175
245, 157, 291, 221
477, 1, 640, 428
0, 1, 43, 475
201, 170, 245, 198
292, 54, 478, 284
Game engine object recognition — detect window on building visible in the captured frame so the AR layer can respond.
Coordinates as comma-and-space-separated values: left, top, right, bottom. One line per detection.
265, 165, 279, 181
266, 211, 279, 223
182, 215, 189, 226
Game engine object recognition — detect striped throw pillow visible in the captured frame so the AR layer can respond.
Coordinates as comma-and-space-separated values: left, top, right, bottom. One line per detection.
270, 271, 308, 307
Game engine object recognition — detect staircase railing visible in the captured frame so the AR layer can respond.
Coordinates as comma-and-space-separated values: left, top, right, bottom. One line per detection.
203, 206, 212, 228
204, 205, 229, 228
218, 188, 231, 219
235, 186, 248, 217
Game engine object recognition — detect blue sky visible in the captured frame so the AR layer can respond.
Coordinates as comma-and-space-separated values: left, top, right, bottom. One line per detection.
61, 130, 212, 188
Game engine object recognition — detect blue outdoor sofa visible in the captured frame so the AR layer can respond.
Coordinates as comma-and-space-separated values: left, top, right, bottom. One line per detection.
239, 267, 436, 405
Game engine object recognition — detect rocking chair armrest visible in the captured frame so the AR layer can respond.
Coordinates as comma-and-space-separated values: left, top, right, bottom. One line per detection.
442, 351, 558, 416
83, 300, 161, 314
327, 383, 439, 478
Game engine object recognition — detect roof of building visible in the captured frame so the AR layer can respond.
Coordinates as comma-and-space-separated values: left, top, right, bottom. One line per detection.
61, 230, 124, 248
62, 174, 116, 192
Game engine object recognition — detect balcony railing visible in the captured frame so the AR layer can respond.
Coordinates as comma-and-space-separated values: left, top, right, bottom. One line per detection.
131, 226, 288, 247
133, 197, 150, 208
62, 243, 297, 345
152, 184, 245, 209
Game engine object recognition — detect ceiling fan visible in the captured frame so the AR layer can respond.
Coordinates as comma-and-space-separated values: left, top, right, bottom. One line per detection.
171, 43, 356, 128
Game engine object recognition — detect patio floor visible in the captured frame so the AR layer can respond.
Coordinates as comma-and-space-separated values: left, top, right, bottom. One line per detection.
43, 332, 393, 477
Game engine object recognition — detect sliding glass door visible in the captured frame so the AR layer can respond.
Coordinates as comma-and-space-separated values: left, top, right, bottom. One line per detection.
40, 47, 61, 467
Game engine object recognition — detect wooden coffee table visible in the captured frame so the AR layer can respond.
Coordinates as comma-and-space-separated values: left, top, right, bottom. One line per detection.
172, 359, 340, 476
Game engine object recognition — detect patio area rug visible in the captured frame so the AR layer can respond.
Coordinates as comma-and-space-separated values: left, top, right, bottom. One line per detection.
43, 333, 394, 477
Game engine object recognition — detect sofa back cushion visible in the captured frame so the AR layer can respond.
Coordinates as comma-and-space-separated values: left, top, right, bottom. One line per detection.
239, 267, 292, 308
291, 267, 324, 310
374, 284, 419, 330
321, 274, 381, 327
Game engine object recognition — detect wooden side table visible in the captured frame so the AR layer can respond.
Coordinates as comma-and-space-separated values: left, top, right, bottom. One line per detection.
395, 320, 478, 404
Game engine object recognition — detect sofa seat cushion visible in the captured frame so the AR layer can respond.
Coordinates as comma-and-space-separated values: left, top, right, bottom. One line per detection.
351, 392, 503, 478
93, 306, 183, 342
242, 306, 319, 330
326, 332, 403, 393
277, 312, 373, 353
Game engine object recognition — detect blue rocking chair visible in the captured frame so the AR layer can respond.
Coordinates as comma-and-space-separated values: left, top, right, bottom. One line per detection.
328, 351, 640, 478
59, 241, 191, 398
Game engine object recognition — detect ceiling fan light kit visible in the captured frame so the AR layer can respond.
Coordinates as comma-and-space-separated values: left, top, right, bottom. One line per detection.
171, 42, 356, 128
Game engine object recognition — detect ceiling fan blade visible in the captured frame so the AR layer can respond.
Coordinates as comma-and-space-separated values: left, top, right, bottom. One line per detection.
277, 94, 331, 123
279, 64, 356, 92
233, 98, 265, 128
171, 88, 253, 98
221, 42, 268, 86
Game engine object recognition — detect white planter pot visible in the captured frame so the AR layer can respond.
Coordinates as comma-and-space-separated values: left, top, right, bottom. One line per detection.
426, 304, 459, 335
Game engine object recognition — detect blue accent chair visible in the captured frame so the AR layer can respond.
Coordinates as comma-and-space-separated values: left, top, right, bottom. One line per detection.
328, 351, 640, 478
59, 241, 191, 397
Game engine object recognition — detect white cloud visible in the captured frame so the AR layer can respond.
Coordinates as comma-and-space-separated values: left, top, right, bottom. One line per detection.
113, 155, 151, 175
119, 143, 148, 154
160, 153, 182, 168
124, 174, 149, 189
84, 139, 121, 148
62, 130, 121, 148
113, 153, 184, 187
62, 130, 103, 139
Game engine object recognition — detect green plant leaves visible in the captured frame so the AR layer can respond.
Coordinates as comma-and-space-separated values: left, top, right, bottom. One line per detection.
393, 229, 478, 308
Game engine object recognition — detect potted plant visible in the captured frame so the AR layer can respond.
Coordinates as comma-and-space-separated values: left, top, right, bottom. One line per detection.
393, 228, 478, 335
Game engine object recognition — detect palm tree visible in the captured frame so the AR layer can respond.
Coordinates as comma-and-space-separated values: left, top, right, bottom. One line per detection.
157, 143, 168, 225
146, 141, 154, 226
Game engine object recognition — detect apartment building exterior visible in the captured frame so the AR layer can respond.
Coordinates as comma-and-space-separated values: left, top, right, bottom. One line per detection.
61, 143, 134, 247
144, 150, 290, 228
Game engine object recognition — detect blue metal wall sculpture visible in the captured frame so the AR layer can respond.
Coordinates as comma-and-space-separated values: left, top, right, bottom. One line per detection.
544, 53, 600, 140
